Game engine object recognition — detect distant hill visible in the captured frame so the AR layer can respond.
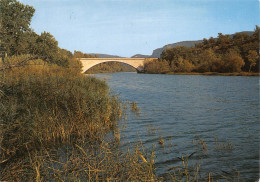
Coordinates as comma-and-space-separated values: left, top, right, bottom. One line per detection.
89, 53, 123, 58
131, 54, 151, 58
151, 40, 203, 58
150, 31, 254, 58
227, 31, 253, 39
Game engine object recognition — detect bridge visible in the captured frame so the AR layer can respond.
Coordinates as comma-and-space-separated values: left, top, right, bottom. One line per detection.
79, 58, 156, 73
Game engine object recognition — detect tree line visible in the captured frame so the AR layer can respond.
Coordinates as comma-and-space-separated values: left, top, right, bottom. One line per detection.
0, 0, 98, 72
144, 27, 259, 74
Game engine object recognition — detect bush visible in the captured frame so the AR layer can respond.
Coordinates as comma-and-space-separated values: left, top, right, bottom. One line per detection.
221, 50, 245, 72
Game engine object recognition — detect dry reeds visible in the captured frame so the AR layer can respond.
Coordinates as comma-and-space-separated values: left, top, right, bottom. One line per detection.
0, 65, 158, 181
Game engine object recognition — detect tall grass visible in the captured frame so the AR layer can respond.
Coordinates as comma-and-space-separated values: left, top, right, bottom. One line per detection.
0, 65, 120, 145
0, 65, 157, 181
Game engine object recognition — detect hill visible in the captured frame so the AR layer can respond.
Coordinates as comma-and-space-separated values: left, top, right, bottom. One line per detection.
89, 53, 123, 58
131, 54, 151, 58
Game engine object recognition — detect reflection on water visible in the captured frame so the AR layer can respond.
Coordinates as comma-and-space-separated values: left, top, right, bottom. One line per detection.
94, 72, 259, 181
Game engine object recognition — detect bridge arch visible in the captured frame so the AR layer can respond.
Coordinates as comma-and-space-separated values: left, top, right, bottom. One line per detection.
84, 60, 138, 73
79, 58, 156, 73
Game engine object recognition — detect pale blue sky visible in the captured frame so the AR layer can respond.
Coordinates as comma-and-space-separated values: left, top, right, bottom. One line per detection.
19, 0, 259, 57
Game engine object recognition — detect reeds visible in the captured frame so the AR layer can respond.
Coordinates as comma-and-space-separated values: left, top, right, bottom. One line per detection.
0, 141, 158, 181
0, 65, 158, 181
168, 155, 200, 182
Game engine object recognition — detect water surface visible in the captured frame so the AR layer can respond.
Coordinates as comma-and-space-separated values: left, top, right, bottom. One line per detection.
95, 72, 259, 181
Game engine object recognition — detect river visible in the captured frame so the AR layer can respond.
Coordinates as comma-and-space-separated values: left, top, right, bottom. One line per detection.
94, 72, 259, 181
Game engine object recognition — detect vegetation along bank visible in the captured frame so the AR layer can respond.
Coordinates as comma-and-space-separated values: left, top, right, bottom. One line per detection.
0, 0, 156, 181
143, 27, 259, 75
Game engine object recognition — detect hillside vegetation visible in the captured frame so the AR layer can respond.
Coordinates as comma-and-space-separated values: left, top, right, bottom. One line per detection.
144, 28, 259, 74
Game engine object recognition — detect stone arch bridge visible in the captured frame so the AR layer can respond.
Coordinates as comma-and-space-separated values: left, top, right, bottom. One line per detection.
79, 58, 156, 73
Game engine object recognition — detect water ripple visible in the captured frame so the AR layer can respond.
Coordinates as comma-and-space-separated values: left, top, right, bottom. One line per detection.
95, 73, 259, 181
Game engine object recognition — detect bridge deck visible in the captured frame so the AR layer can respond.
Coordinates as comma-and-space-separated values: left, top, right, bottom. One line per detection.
80, 58, 146, 60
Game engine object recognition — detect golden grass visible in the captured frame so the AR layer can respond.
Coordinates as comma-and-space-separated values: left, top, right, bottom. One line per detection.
0, 65, 156, 181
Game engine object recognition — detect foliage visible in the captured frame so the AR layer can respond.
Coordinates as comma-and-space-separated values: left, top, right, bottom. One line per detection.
73, 50, 97, 58
144, 59, 170, 74
0, 0, 35, 56
247, 50, 259, 72
0, 0, 74, 68
196, 48, 219, 72
146, 26, 259, 74
173, 57, 195, 72
221, 50, 245, 72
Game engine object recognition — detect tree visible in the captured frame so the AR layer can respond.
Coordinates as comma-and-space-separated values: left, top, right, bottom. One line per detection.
197, 49, 219, 72
157, 59, 171, 73
34, 32, 59, 63
161, 46, 194, 67
208, 37, 216, 49
73, 51, 96, 58
216, 33, 233, 54
222, 50, 245, 72
144, 59, 170, 74
59, 48, 73, 59
233, 33, 250, 47
247, 50, 259, 72
73, 51, 84, 58
174, 57, 194, 72
0, 0, 35, 57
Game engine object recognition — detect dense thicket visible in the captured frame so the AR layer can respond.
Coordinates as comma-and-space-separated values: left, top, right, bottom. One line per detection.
144, 27, 259, 74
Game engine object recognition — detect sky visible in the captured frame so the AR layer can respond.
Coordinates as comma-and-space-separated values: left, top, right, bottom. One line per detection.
19, 0, 259, 57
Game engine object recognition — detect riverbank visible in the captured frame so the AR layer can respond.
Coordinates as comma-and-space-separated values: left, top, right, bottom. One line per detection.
165, 72, 260, 76
0, 65, 157, 181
